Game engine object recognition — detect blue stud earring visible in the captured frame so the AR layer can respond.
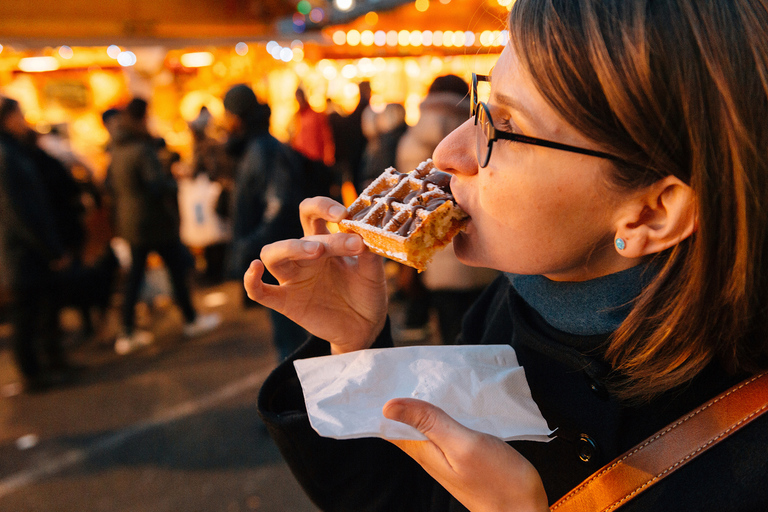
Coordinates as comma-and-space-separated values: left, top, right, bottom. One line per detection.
615, 238, 626, 251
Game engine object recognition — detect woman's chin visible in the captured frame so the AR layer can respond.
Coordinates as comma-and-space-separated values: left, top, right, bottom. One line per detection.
452, 230, 478, 265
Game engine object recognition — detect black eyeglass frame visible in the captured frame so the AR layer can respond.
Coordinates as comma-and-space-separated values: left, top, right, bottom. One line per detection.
471, 73, 623, 168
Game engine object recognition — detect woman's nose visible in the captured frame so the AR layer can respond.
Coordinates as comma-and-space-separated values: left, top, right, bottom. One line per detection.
432, 118, 478, 176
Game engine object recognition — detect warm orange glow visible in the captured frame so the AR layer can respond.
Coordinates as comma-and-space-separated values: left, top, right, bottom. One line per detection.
18, 56, 59, 72
364, 11, 378, 25
180, 51, 214, 68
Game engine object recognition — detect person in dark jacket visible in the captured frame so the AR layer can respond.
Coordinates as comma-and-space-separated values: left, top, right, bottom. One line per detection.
245, 0, 768, 510
0, 97, 74, 391
222, 84, 307, 362
106, 98, 220, 355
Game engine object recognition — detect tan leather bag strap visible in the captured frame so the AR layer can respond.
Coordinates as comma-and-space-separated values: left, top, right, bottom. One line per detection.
551, 372, 768, 512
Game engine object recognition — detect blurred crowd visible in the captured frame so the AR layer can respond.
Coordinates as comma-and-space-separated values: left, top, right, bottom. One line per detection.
0, 75, 497, 394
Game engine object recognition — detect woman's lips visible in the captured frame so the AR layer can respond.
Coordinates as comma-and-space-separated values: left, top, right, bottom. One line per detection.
449, 177, 470, 219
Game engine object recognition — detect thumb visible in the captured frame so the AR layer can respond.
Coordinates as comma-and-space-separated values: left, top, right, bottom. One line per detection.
243, 259, 283, 309
383, 398, 468, 444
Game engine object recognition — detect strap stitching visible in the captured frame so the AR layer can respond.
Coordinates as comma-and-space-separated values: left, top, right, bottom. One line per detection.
551, 373, 765, 511
605, 402, 768, 512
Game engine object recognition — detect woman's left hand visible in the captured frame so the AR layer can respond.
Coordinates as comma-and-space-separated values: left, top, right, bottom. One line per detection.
383, 398, 550, 512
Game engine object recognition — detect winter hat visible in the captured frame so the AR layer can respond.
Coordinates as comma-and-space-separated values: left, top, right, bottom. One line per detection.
223, 84, 259, 120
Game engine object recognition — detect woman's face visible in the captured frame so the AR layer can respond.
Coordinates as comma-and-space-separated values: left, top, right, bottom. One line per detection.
433, 44, 637, 282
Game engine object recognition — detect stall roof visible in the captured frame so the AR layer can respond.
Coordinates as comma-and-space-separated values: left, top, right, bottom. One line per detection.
0, 0, 510, 48
0, 0, 418, 47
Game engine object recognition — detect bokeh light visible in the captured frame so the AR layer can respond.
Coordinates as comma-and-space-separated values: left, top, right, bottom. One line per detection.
235, 42, 248, 56
297, 0, 312, 15
58, 46, 74, 59
107, 45, 121, 59
333, 31, 347, 45
309, 8, 325, 23
117, 51, 137, 67
334, 0, 354, 11
364, 11, 378, 25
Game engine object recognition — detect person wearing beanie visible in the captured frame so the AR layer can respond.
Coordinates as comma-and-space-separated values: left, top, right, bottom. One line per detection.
222, 84, 308, 362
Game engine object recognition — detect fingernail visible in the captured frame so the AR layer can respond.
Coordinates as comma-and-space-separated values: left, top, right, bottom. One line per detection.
345, 236, 362, 251
329, 205, 346, 219
303, 241, 321, 253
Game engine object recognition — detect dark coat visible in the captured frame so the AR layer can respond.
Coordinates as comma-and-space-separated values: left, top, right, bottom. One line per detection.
257, 275, 768, 511
106, 130, 180, 247
225, 132, 303, 281
0, 133, 63, 291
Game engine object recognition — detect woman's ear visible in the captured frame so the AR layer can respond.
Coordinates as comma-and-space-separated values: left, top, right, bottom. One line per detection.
614, 176, 698, 258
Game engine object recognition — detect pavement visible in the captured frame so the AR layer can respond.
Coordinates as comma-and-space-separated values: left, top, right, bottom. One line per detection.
0, 279, 322, 512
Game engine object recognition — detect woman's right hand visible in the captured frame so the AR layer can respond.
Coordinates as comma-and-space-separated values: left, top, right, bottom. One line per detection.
243, 196, 388, 354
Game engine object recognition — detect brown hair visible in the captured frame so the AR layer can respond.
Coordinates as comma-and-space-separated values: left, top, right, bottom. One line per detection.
509, 0, 768, 401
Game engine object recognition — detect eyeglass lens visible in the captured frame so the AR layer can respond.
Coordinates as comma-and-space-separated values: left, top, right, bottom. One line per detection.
475, 103, 492, 167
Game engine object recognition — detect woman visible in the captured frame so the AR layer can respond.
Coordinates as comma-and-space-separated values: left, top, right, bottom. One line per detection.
249, 0, 768, 510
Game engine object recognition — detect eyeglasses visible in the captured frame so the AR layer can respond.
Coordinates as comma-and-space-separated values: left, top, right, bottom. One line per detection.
471, 73, 622, 168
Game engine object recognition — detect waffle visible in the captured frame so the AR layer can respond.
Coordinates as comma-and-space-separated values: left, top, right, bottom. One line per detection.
338, 160, 469, 271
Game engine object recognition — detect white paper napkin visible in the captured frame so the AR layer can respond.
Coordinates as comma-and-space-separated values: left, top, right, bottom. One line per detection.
294, 344, 554, 442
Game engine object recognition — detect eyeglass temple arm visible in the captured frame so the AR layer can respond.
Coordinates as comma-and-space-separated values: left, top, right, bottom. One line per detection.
492, 130, 623, 161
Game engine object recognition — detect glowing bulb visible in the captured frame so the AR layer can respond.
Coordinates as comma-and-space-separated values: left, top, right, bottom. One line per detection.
347, 30, 361, 46
180, 51, 214, 68
364, 11, 378, 25
333, 30, 347, 45
117, 51, 137, 67
398, 30, 410, 46
361, 30, 375, 46
279, 47, 293, 62
107, 45, 121, 59
374, 30, 386, 46
415, 0, 429, 12
18, 56, 59, 72
386, 30, 398, 47
341, 64, 357, 78
322, 65, 338, 80
58, 46, 74, 59
297, 0, 311, 15
309, 8, 324, 23
335, 0, 354, 11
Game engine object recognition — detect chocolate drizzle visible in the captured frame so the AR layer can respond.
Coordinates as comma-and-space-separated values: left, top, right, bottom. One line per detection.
348, 167, 457, 236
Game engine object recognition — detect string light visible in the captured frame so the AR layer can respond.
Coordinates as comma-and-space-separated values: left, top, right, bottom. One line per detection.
346, 30, 361, 46
330, 28, 509, 48
361, 30, 375, 46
